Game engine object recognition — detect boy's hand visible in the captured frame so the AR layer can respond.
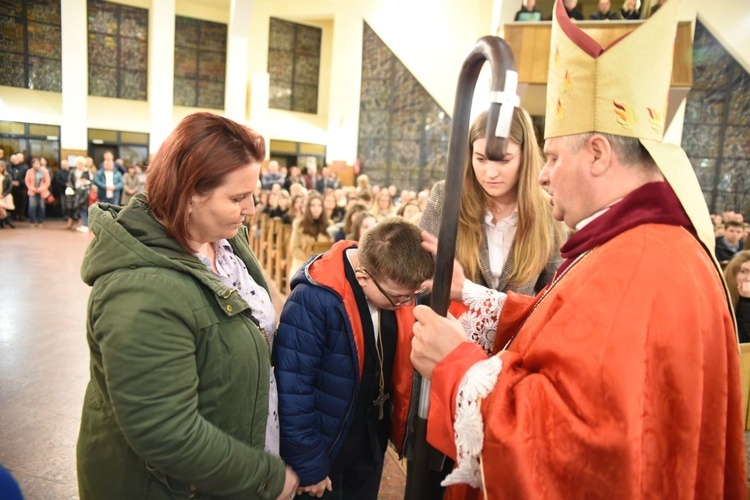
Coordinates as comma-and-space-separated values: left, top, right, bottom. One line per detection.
296, 476, 332, 498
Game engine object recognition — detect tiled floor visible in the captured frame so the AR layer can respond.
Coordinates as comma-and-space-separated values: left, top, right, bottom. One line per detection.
0, 219, 405, 499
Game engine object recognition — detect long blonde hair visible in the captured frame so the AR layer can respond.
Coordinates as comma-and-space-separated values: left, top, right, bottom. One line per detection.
456, 108, 562, 286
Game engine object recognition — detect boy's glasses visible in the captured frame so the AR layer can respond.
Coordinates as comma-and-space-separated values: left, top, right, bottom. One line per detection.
356, 267, 426, 307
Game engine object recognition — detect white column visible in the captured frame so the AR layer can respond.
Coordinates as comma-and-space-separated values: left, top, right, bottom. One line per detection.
248, 71, 269, 131
226, 0, 255, 123
60, 0, 88, 153
326, 6, 362, 164
148, 0, 176, 153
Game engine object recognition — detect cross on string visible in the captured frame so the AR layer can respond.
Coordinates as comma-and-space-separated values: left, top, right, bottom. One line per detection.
373, 387, 390, 421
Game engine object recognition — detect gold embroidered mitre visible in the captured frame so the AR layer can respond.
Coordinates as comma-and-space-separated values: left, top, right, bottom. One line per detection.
545, 0, 680, 140
543, 0, 735, 326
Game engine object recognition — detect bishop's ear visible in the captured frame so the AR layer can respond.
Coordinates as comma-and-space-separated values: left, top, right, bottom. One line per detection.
588, 134, 613, 177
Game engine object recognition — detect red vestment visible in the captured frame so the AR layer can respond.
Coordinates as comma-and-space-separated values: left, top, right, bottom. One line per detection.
428, 184, 746, 498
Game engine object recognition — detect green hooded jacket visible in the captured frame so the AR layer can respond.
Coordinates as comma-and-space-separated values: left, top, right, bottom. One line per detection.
77, 194, 285, 499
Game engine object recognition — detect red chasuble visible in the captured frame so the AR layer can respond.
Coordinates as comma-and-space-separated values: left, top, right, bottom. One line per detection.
428, 183, 747, 498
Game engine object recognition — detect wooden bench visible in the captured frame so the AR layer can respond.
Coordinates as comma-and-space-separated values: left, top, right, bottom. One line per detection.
275, 223, 293, 294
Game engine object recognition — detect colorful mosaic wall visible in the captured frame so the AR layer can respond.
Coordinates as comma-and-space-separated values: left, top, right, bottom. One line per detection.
87, 0, 148, 100
0, 0, 62, 92
684, 20, 750, 215
268, 18, 321, 114
357, 23, 451, 192
174, 16, 227, 110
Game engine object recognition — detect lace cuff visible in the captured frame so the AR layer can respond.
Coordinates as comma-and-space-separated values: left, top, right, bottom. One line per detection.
440, 355, 503, 488
459, 280, 507, 355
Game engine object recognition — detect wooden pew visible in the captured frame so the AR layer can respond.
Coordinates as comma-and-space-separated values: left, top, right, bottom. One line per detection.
262, 217, 279, 275
258, 214, 273, 274
275, 223, 293, 295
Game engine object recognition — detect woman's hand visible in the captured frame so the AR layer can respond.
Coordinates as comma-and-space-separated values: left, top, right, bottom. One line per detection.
276, 467, 300, 500
295, 476, 332, 498
419, 231, 467, 301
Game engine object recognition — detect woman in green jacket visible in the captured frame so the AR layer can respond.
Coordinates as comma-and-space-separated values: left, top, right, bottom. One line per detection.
77, 112, 298, 500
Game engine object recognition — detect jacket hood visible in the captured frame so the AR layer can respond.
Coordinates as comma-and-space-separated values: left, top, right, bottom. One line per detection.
80, 193, 243, 299
290, 240, 358, 295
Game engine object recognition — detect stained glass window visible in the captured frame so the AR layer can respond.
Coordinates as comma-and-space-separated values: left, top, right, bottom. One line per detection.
267, 18, 320, 114
684, 21, 750, 215
87, 0, 148, 100
357, 23, 451, 192
0, 0, 62, 92
173, 16, 227, 109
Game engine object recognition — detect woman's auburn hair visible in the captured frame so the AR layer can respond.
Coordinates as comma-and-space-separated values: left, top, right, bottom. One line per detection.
724, 250, 750, 306
145, 112, 265, 252
457, 107, 563, 287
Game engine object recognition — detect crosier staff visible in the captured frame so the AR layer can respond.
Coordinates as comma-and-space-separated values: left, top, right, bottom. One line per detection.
405, 35, 519, 499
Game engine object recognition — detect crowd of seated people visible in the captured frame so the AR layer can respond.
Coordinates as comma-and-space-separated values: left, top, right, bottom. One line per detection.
712, 210, 750, 266
249, 163, 431, 295
515, 0, 665, 21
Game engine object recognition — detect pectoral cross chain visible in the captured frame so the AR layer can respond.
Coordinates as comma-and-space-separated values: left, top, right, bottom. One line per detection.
373, 387, 390, 420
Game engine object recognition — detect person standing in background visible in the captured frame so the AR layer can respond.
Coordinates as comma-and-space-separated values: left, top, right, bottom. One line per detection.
25, 157, 51, 228
8, 153, 28, 221
564, 0, 584, 19
93, 158, 124, 205
620, 0, 640, 19
514, 0, 543, 20
69, 156, 92, 233
262, 160, 285, 190
55, 160, 72, 222
120, 165, 139, 206
0, 161, 15, 229
590, 0, 622, 19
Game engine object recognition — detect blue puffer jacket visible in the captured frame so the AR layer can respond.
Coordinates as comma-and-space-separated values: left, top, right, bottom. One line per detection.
274, 242, 362, 486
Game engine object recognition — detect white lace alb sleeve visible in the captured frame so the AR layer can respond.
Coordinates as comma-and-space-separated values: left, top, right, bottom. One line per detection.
440, 355, 503, 488
458, 279, 507, 355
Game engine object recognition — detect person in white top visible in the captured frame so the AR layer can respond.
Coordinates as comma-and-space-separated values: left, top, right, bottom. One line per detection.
420, 107, 564, 297
93, 158, 124, 204
410, 106, 566, 498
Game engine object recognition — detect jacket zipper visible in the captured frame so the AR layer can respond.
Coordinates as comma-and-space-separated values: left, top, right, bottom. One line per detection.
301, 250, 359, 457
328, 384, 357, 456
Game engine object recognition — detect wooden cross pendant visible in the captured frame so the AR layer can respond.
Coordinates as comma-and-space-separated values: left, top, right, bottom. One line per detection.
373, 387, 390, 420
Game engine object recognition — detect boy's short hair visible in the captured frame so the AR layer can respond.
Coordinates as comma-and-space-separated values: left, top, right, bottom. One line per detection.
358, 217, 434, 288
725, 220, 744, 230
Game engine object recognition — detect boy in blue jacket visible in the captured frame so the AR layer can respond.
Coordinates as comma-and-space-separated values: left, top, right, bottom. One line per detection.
275, 218, 433, 499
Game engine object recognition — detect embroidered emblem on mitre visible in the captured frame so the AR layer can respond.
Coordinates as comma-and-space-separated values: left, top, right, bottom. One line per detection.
544, 0, 681, 141
543, 0, 726, 308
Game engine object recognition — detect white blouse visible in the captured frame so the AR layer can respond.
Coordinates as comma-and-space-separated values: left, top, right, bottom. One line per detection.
484, 207, 519, 289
